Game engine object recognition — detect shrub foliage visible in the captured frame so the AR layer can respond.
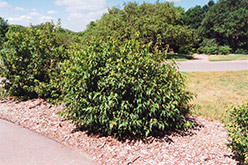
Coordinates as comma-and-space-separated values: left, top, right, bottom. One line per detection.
226, 103, 248, 164
0, 22, 68, 99
60, 37, 193, 138
197, 39, 231, 55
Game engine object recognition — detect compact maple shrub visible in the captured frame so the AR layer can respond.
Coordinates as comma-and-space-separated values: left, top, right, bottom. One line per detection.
0, 22, 68, 99
226, 103, 248, 164
60, 37, 193, 138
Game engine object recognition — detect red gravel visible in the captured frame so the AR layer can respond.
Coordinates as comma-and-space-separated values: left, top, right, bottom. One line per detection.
0, 98, 237, 164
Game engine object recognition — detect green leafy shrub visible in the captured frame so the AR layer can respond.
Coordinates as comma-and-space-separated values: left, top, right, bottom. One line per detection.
217, 45, 232, 55
235, 49, 248, 54
0, 22, 68, 99
197, 39, 231, 55
226, 103, 248, 164
60, 37, 193, 139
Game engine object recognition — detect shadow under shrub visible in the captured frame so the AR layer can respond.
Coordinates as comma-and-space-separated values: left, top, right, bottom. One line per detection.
226, 103, 248, 164
59, 37, 194, 139
0, 22, 68, 99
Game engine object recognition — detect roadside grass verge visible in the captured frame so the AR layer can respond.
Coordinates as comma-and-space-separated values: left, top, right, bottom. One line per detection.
209, 54, 248, 62
167, 53, 194, 61
0, 85, 3, 99
185, 71, 248, 123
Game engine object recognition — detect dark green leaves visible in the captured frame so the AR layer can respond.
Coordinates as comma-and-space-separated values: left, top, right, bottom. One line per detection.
200, 0, 248, 52
60, 37, 193, 139
0, 17, 9, 45
197, 39, 232, 55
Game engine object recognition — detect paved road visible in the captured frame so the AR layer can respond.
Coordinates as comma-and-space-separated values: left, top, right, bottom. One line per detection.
178, 55, 248, 72
0, 119, 95, 165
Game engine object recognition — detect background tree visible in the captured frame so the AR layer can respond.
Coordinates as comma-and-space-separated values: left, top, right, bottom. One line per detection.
0, 17, 9, 46
33, 21, 81, 47
82, 2, 197, 54
183, 0, 214, 30
200, 0, 248, 53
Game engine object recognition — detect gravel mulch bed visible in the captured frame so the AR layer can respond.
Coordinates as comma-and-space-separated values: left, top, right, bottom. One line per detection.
0, 98, 237, 164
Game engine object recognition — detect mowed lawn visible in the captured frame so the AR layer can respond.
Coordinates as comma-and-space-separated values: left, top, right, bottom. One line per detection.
209, 54, 248, 62
185, 71, 248, 123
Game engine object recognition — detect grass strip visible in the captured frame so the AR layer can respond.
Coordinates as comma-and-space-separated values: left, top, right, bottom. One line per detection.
185, 71, 248, 123
209, 54, 248, 62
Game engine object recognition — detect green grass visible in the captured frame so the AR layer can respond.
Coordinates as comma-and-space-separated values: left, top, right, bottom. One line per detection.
185, 71, 248, 123
0, 86, 3, 99
166, 53, 193, 61
209, 54, 248, 62
0, 77, 5, 98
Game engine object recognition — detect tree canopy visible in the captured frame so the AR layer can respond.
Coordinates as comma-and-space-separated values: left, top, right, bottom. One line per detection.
1, 0, 248, 55
0, 17, 9, 44
82, 2, 197, 54
183, 0, 214, 29
200, 0, 248, 53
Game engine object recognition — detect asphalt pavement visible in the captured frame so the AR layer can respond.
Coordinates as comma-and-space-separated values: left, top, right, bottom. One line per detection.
178, 55, 248, 72
0, 119, 95, 165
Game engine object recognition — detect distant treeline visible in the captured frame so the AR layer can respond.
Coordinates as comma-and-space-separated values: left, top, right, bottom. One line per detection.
1, 0, 248, 54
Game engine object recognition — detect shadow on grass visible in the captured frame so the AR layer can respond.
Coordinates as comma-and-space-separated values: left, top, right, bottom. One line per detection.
166, 54, 194, 61
71, 116, 204, 144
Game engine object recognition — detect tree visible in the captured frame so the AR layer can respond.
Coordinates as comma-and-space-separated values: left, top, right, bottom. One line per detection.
0, 17, 9, 45
183, 0, 215, 29
82, 2, 197, 54
200, 0, 248, 53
